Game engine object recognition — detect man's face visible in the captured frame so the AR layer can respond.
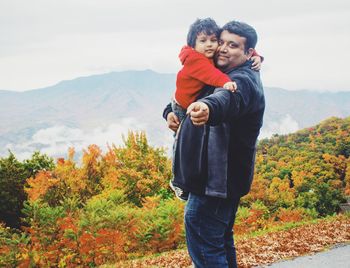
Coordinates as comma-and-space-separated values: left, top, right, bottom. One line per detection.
215, 30, 252, 72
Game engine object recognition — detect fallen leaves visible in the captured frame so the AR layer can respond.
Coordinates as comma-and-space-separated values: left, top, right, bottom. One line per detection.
237, 216, 350, 267
115, 215, 350, 268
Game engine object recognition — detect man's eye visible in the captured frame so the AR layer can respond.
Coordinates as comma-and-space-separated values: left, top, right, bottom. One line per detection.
229, 43, 237, 48
218, 40, 224, 45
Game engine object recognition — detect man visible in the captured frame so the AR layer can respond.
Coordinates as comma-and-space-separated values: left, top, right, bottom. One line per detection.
163, 20, 265, 268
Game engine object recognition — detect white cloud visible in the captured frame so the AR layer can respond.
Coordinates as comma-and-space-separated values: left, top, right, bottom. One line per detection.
260, 114, 299, 139
4, 118, 169, 160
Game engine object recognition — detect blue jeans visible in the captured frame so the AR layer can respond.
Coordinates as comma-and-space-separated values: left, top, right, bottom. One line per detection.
171, 99, 187, 123
185, 193, 240, 268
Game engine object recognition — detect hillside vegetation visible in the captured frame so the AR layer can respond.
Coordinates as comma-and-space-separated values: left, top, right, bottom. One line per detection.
0, 117, 349, 267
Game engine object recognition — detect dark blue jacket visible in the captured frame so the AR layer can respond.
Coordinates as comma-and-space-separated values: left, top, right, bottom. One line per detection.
163, 60, 265, 199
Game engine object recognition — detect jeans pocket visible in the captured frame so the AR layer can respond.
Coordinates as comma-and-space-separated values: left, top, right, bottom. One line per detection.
205, 196, 237, 224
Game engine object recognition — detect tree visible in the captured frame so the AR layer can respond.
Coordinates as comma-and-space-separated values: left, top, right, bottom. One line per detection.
0, 152, 54, 228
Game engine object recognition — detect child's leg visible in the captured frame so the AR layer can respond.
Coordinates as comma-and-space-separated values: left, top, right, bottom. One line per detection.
171, 99, 187, 123
170, 99, 189, 201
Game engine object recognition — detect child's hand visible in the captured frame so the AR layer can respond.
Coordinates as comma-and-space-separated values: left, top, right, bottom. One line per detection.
251, 56, 262, 71
223, 81, 237, 92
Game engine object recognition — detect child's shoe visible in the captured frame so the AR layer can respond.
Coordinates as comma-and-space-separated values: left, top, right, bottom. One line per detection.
169, 180, 189, 201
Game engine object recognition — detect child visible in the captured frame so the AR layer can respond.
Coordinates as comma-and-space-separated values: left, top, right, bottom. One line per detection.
170, 18, 262, 201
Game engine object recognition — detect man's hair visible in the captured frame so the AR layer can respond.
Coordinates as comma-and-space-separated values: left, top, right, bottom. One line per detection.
221, 21, 257, 53
187, 18, 220, 48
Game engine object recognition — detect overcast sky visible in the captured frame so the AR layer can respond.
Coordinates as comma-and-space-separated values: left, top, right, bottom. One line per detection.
1, 0, 350, 92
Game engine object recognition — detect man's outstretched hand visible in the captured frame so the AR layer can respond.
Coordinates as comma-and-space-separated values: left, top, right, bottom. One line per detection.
167, 112, 180, 132
187, 102, 209, 126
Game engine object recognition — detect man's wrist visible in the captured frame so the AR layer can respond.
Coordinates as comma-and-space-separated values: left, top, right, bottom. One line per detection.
200, 100, 213, 125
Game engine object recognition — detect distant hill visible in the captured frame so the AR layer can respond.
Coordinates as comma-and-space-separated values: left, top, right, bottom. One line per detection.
1, 70, 350, 158
263, 87, 350, 133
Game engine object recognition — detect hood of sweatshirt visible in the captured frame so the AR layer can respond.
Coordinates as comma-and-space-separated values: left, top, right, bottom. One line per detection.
178, 45, 194, 65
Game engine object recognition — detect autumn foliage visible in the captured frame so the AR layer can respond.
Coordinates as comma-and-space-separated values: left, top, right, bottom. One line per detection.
239, 117, 350, 231
0, 152, 54, 228
1, 132, 184, 267
0, 117, 350, 267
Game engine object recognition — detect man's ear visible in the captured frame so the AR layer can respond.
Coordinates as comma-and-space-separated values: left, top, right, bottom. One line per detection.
246, 48, 255, 59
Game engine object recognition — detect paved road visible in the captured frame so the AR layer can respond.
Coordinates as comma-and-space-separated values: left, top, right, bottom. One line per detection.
259, 244, 350, 268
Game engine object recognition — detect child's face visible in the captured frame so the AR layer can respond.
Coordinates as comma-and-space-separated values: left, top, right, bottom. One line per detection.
194, 32, 218, 59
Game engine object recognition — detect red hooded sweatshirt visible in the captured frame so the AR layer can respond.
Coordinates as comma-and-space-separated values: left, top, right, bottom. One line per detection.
174, 46, 231, 109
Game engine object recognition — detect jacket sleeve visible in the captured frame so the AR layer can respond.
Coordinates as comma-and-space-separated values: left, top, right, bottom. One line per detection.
162, 102, 172, 120
200, 76, 252, 125
184, 54, 231, 87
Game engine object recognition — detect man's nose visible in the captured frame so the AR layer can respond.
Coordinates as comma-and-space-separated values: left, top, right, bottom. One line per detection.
219, 44, 227, 53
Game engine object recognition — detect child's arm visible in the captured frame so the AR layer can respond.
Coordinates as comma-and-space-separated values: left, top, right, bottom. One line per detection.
184, 52, 231, 88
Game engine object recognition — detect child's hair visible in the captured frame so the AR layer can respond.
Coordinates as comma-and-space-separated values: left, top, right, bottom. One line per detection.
186, 18, 220, 48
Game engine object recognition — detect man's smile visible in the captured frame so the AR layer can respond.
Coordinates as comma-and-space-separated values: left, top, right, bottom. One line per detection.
217, 54, 228, 59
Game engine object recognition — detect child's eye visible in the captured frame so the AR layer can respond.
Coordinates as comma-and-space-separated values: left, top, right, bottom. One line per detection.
199, 39, 206, 43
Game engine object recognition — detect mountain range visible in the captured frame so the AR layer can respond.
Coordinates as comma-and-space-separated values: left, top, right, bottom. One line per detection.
1, 70, 350, 159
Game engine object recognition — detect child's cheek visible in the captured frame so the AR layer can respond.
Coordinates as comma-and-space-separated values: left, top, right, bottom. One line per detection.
213, 43, 219, 51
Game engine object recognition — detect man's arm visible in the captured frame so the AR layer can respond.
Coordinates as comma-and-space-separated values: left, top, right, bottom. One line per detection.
187, 90, 239, 126
187, 77, 252, 126
162, 103, 172, 120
